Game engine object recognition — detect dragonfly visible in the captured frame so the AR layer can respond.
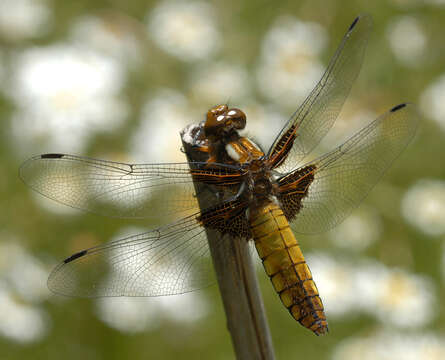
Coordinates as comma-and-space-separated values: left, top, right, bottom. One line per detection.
20, 14, 418, 335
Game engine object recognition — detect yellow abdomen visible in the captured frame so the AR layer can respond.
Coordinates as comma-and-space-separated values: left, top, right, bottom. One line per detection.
249, 202, 328, 335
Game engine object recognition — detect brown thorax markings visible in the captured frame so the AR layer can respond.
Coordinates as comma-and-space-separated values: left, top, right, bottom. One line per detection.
199, 104, 281, 210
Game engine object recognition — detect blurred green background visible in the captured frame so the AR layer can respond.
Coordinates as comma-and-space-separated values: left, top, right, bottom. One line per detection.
1, 0, 445, 359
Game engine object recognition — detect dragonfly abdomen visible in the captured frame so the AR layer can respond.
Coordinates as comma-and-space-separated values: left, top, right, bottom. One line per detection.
250, 202, 328, 335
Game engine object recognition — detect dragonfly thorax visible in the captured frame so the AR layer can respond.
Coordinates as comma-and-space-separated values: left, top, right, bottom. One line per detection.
243, 161, 278, 207
252, 177, 273, 197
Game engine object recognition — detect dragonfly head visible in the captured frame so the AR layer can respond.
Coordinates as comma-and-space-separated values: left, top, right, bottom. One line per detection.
204, 104, 246, 139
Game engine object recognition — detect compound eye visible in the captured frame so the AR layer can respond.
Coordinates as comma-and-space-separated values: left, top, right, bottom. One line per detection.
209, 104, 228, 117
204, 105, 229, 137
226, 108, 246, 130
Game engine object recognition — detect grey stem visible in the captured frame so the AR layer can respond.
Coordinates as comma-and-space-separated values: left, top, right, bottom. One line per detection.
181, 124, 276, 360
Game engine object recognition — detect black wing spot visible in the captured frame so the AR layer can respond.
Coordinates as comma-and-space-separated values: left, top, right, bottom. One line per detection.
349, 16, 359, 31
41, 153, 65, 159
63, 250, 88, 263
390, 103, 407, 112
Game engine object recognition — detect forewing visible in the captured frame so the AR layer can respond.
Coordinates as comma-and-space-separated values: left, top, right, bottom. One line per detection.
268, 14, 372, 172
48, 215, 212, 297
20, 153, 244, 220
278, 103, 418, 234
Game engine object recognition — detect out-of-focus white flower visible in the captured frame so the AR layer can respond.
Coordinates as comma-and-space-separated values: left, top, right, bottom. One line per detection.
96, 291, 208, 333
0, 241, 49, 302
189, 62, 250, 105
155, 292, 209, 323
308, 253, 435, 327
306, 253, 356, 317
0, 284, 48, 343
328, 206, 381, 251
0, 239, 50, 343
401, 179, 445, 236
10, 44, 128, 154
386, 16, 427, 67
147, 0, 220, 61
420, 75, 445, 132
353, 261, 390, 312
70, 15, 142, 67
130, 89, 197, 163
332, 331, 445, 360
332, 335, 374, 360
256, 16, 327, 108
0, 0, 51, 41
373, 269, 434, 327
96, 297, 160, 333
355, 263, 434, 328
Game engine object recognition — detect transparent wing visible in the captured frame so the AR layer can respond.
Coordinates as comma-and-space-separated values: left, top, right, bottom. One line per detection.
268, 14, 373, 172
47, 214, 213, 297
278, 103, 418, 234
20, 153, 244, 220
